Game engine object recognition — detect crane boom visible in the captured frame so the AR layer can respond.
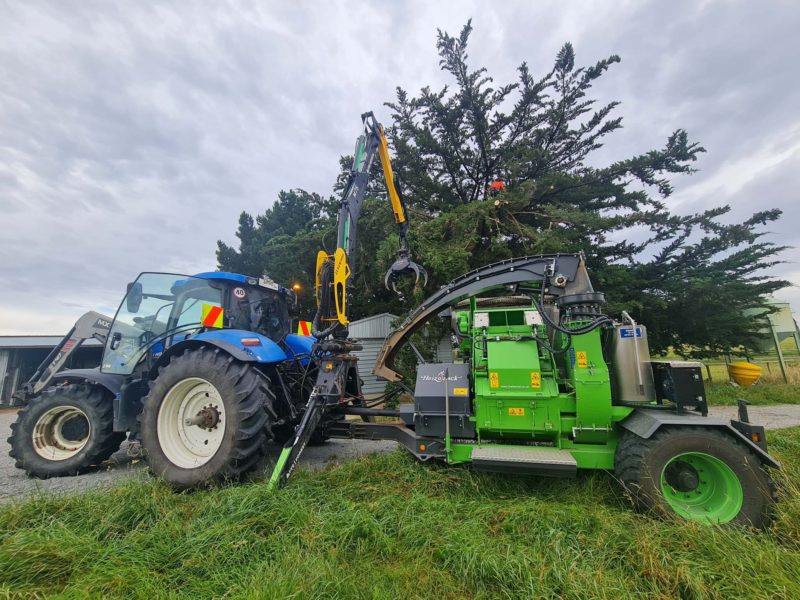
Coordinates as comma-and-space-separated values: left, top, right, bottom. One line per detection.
312, 112, 426, 340
270, 112, 427, 488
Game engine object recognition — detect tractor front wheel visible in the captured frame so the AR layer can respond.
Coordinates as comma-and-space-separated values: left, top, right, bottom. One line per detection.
8, 384, 126, 478
140, 348, 275, 490
615, 427, 776, 529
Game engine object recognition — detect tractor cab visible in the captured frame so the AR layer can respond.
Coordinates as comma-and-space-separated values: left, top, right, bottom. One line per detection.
102, 271, 297, 375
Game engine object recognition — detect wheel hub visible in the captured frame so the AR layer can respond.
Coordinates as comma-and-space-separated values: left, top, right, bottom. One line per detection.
184, 405, 221, 430
660, 452, 743, 524
664, 460, 700, 492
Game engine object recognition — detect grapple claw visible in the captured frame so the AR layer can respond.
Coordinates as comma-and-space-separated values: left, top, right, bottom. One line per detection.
385, 255, 428, 294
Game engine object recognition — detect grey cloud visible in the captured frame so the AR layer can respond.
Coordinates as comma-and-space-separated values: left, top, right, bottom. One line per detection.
0, 0, 798, 334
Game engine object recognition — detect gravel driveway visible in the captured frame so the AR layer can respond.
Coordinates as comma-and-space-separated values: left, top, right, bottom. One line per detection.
0, 408, 396, 502
3, 404, 800, 502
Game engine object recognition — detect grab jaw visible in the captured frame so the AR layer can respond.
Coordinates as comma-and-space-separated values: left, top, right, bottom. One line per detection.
384, 252, 428, 294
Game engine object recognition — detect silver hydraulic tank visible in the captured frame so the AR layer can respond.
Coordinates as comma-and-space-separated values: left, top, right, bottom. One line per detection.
608, 324, 656, 403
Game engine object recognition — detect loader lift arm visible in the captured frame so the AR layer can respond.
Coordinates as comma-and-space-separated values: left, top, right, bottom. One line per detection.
270, 112, 427, 489
13, 311, 112, 403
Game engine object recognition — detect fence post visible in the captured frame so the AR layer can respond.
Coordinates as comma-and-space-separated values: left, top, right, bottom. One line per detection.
705, 364, 712, 383
772, 326, 789, 383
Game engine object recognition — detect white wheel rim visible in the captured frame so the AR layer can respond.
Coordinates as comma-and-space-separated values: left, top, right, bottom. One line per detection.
32, 405, 91, 461
157, 377, 226, 469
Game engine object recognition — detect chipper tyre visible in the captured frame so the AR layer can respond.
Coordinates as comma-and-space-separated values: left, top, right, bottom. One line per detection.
615, 427, 776, 529
140, 348, 275, 490
8, 384, 125, 479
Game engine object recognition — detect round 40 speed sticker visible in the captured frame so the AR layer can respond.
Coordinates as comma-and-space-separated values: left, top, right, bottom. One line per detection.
233, 287, 247, 299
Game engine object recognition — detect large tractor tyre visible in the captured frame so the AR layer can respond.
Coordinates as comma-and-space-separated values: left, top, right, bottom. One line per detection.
615, 427, 776, 529
8, 384, 126, 479
140, 348, 276, 490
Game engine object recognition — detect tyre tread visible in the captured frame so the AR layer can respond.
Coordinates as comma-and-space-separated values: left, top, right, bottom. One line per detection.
8, 384, 126, 479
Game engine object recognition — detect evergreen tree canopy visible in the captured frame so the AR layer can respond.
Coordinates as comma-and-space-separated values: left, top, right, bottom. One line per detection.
218, 21, 787, 357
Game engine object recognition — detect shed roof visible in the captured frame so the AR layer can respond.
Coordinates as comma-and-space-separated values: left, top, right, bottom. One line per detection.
0, 336, 103, 349
348, 313, 398, 339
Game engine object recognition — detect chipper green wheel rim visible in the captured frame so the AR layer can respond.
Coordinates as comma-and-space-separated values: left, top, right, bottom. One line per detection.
660, 452, 743, 524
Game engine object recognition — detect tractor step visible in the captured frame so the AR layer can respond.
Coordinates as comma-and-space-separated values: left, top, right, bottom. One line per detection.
471, 446, 577, 477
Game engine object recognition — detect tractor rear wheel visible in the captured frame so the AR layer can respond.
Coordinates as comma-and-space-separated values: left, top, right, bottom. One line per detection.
140, 348, 275, 490
8, 384, 126, 478
615, 427, 776, 528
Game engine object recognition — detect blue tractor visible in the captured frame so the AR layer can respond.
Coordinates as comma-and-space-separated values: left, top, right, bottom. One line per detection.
9, 111, 425, 488
8, 271, 323, 486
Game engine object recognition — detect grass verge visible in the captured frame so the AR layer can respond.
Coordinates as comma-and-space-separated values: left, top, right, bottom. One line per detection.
707, 383, 799, 406
2, 428, 800, 599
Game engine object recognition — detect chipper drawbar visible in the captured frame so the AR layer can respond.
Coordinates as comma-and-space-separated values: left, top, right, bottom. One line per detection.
9, 111, 778, 528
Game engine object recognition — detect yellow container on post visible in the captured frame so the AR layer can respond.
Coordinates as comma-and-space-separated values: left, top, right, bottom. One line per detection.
729, 362, 761, 387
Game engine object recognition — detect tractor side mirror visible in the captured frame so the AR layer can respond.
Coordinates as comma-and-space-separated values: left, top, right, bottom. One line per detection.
126, 282, 143, 313
110, 332, 122, 350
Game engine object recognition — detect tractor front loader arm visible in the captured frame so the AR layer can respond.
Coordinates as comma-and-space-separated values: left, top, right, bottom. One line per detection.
14, 311, 113, 402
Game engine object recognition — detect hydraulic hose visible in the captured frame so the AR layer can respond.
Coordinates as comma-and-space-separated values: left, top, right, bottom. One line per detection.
312, 261, 340, 339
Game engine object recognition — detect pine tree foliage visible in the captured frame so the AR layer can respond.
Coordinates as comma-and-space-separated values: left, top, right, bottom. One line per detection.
218, 21, 786, 357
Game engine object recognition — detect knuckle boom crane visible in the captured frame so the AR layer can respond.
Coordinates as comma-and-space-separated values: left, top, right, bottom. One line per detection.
269, 111, 426, 487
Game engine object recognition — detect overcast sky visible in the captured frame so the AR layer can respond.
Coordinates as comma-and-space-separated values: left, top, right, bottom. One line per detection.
1, 0, 798, 335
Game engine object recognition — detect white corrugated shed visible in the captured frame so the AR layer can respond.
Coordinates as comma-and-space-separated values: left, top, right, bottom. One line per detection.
349, 313, 398, 396
348, 313, 398, 340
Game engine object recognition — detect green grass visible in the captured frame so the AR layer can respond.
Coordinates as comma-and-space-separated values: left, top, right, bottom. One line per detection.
2, 429, 800, 599
707, 383, 799, 406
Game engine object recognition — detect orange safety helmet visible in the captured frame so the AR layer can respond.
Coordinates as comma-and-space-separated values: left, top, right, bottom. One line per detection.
488, 179, 506, 197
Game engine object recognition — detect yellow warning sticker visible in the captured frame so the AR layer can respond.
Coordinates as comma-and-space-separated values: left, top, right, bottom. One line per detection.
576, 351, 588, 368
508, 407, 525, 416
530, 372, 541, 388
489, 372, 499, 388
453, 387, 468, 396
201, 304, 224, 328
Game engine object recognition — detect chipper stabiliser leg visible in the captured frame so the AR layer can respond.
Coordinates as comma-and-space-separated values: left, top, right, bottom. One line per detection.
268, 393, 326, 489
268, 351, 359, 489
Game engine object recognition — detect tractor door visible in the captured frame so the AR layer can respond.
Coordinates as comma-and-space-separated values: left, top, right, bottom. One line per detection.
102, 273, 224, 375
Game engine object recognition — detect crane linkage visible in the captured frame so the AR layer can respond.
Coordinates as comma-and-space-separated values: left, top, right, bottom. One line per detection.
270, 112, 427, 488
312, 111, 426, 340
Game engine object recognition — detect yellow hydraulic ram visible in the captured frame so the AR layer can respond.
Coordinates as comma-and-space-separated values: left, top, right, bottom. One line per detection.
312, 112, 426, 336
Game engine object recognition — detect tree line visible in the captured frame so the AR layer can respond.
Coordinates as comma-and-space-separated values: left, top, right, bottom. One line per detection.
218, 21, 786, 358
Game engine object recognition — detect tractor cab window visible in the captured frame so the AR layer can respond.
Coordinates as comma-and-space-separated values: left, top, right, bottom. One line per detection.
229, 286, 290, 343
102, 273, 222, 375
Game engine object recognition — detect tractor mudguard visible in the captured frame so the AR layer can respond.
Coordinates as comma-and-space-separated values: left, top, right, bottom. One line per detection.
41, 368, 133, 433
47, 368, 126, 396
283, 333, 315, 365
151, 330, 288, 375
619, 408, 780, 469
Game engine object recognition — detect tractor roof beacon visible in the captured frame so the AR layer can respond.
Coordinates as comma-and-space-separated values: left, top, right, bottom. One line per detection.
9, 112, 779, 528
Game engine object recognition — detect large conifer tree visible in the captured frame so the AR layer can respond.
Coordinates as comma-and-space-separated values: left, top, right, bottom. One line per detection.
219, 21, 786, 356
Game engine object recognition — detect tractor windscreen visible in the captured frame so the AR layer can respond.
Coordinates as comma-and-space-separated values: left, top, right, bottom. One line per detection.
102, 273, 223, 375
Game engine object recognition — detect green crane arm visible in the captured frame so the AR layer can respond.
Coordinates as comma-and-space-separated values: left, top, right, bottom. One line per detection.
312, 111, 426, 340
